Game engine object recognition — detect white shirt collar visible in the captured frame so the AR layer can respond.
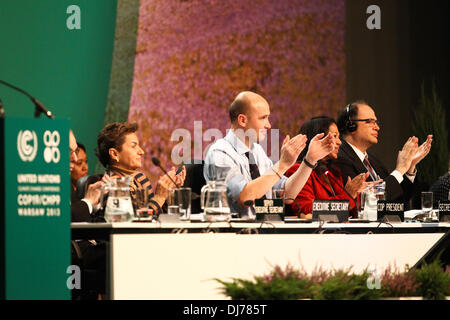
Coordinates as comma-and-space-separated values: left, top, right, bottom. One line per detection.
225, 129, 256, 155
346, 140, 367, 163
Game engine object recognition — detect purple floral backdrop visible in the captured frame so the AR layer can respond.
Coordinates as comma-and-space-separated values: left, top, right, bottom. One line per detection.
129, 0, 345, 181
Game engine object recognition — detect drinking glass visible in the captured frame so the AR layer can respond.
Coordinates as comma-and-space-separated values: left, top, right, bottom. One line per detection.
356, 190, 365, 219
272, 188, 285, 199
421, 191, 433, 220
168, 187, 191, 220
135, 189, 153, 221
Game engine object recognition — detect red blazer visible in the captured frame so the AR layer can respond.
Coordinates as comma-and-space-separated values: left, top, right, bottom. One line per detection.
285, 162, 357, 218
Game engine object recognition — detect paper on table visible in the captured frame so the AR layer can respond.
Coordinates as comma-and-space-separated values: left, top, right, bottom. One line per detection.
404, 209, 438, 219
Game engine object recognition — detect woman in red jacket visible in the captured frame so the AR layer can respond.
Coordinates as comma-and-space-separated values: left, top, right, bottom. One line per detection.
285, 117, 368, 218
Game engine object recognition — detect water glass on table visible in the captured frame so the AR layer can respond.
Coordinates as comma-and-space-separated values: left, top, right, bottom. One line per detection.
421, 191, 433, 221
168, 187, 192, 221
272, 188, 285, 200
135, 189, 153, 221
356, 190, 365, 219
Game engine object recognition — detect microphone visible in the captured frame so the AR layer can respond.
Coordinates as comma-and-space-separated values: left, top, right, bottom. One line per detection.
324, 170, 355, 200
31, 97, 54, 119
0, 79, 55, 119
151, 157, 179, 188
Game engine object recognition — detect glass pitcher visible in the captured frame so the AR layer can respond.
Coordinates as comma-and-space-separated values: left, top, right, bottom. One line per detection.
200, 181, 231, 222
361, 181, 386, 221
100, 176, 134, 223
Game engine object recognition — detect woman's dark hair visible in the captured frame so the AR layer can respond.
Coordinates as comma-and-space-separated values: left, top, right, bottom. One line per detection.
96, 122, 138, 168
76, 142, 86, 153
297, 116, 336, 162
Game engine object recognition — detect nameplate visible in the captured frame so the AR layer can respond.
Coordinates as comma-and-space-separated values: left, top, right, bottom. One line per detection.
157, 213, 181, 223
312, 200, 349, 223
377, 201, 404, 222
438, 200, 450, 222
255, 198, 284, 222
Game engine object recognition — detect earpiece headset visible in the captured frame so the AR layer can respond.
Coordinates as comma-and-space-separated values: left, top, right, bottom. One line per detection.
345, 103, 357, 133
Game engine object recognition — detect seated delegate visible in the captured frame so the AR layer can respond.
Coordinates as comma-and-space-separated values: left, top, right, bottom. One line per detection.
204, 91, 336, 218
285, 116, 368, 218
70, 142, 89, 192
96, 121, 186, 215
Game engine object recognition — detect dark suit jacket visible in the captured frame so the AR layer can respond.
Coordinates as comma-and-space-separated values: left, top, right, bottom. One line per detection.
71, 200, 92, 222
71, 187, 93, 222
335, 139, 414, 201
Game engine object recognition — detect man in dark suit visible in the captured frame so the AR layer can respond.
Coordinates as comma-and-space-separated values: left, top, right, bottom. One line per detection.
335, 101, 432, 201
69, 130, 106, 300
69, 130, 104, 221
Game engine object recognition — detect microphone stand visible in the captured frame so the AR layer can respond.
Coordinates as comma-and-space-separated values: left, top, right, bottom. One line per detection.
324, 170, 356, 200
151, 157, 179, 188
324, 170, 360, 219
0, 79, 55, 119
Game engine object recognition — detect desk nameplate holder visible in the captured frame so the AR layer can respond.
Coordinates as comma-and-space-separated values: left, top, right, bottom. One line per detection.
377, 201, 404, 223
157, 213, 182, 223
312, 200, 349, 223
255, 198, 284, 222
438, 201, 450, 222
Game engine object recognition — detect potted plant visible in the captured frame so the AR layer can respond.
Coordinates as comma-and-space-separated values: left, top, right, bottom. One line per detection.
216, 259, 450, 300
411, 81, 448, 186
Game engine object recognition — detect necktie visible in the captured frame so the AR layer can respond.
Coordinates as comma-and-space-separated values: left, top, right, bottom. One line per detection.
245, 152, 261, 180
363, 155, 378, 181
245, 152, 266, 200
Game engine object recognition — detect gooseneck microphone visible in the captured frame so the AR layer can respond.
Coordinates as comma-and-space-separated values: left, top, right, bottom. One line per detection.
324, 170, 356, 200
151, 157, 179, 188
0, 79, 55, 119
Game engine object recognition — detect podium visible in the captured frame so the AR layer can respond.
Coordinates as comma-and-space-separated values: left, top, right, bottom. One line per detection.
0, 118, 70, 299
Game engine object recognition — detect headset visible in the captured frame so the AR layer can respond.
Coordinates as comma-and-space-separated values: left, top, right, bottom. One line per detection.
345, 103, 357, 133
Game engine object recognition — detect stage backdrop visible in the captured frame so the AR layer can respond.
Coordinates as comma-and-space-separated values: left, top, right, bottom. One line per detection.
129, 0, 346, 181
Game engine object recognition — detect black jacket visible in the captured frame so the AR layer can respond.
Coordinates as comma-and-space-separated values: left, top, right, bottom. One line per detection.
335, 139, 414, 202
71, 187, 93, 222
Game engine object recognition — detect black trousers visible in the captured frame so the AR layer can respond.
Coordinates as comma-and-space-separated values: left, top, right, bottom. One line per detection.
71, 240, 107, 300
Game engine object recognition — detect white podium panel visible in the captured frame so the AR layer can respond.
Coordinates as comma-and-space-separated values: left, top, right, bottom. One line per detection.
110, 233, 445, 300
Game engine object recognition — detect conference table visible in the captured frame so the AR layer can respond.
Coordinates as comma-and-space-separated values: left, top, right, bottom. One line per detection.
72, 215, 450, 300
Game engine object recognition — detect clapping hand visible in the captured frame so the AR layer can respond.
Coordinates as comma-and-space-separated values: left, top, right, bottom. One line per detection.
409, 135, 432, 170
395, 137, 419, 175
84, 180, 105, 206
155, 167, 179, 199
279, 134, 308, 169
304, 132, 336, 164
345, 172, 370, 198
175, 165, 186, 187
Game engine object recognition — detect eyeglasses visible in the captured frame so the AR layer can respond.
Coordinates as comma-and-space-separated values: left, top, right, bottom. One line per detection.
351, 118, 380, 126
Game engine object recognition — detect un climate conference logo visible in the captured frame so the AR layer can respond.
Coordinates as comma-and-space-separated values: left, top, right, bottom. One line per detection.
17, 130, 38, 162
43, 130, 60, 163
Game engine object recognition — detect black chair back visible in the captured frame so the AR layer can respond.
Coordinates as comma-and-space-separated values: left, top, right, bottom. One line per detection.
181, 161, 206, 214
